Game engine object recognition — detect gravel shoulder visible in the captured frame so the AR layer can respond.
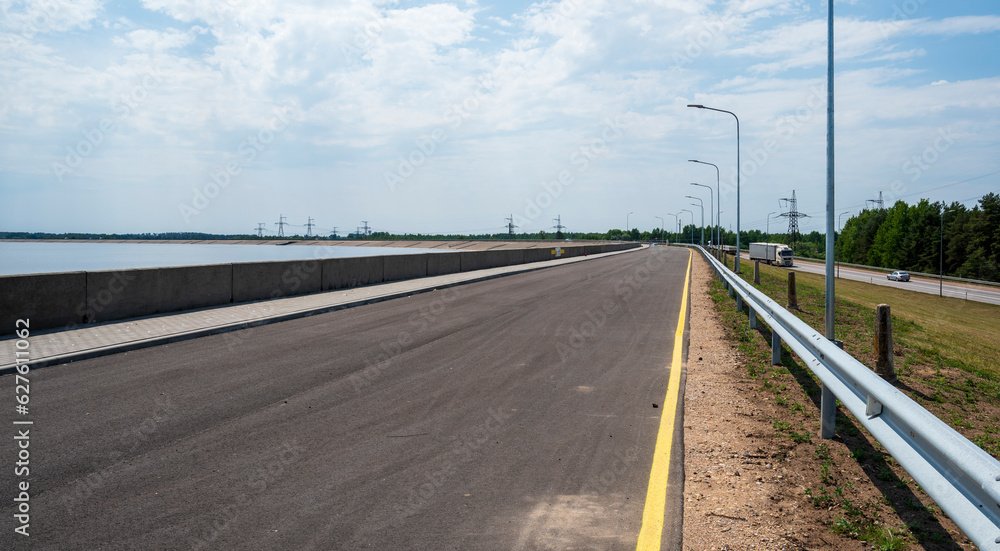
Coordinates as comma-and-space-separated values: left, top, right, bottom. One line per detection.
681, 253, 975, 550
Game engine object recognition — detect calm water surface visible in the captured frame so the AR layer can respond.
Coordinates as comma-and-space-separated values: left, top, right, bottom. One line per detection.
0, 242, 448, 276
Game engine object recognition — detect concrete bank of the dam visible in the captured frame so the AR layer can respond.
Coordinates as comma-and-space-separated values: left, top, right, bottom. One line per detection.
1, 242, 639, 334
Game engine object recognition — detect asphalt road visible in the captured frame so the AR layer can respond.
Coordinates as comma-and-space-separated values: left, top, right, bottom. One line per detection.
738, 253, 1000, 305
2, 246, 691, 550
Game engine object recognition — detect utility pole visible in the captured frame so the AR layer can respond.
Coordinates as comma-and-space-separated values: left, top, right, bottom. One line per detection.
778, 190, 809, 245
305, 216, 315, 238
276, 214, 287, 237
255, 223, 266, 238
505, 214, 517, 237
865, 191, 884, 211
552, 215, 566, 239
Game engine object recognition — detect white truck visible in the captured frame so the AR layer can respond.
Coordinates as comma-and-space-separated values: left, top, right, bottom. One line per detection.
749, 242, 793, 267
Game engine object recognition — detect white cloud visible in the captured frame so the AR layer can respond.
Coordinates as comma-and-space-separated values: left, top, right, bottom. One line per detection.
1, 0, 103, 34
114, 28, 195, 51
905, 15, 1000, 37
1, 0, 998, 234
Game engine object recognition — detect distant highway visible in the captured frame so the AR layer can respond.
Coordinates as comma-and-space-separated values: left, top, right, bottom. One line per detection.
738, 252, 1000, 306
2, 247, 690, 550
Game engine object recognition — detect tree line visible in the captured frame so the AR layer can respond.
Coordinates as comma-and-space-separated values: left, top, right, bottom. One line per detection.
836, 194, 999, 282
6, 194, 994, 283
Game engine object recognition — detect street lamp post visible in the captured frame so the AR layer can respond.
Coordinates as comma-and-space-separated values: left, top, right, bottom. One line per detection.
820, 0, 837, 440
717, 211, 725, 249
766, 211, 777, 240
689, 160, 720, 249
837, 211, 850, 278
686, 196, 704, 246
688, 105, 740, 272
690, 183, 713, 245
680, 209, 694, 244
666, 212, 678, 244
655, 216, 664, 244
940, 206, 950, 297
626, 211, 633, 240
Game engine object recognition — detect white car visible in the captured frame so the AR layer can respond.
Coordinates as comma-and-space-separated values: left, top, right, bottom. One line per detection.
887, 271, 910, 282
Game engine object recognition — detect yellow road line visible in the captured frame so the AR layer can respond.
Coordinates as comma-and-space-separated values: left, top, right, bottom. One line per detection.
635, 250, 692, 550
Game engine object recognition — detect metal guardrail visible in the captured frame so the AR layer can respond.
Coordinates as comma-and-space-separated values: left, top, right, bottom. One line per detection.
689, 245, 1000, 549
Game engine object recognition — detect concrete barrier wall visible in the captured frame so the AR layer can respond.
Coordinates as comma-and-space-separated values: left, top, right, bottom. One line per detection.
560, 246, 582, 258
487, 250, 506, 269
323, 256, 384, 290
384, 254, 429, 282
459, 251, 490, 272
0, 271, 86, 332
427, 253, 461, 276
87, 264, 234, 324
502, 249, 526, 266
233, 259, 321, 303
524, 248, 555, 263
2, 243, 641, 334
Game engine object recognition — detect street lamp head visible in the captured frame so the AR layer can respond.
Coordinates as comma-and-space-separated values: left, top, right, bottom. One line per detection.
687, 104, 704, 109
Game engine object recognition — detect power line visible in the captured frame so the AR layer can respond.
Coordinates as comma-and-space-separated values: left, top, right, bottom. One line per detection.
505, 214, 518, 237
275, 214, 287, 237
552, 215, 566, 237
777, 190, 809, 243
865, 191, 884, 211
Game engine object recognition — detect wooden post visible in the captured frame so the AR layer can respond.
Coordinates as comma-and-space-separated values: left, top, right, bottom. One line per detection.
787, 272, 798, 310
875, 304, 898, 382
753, 260, 760, 285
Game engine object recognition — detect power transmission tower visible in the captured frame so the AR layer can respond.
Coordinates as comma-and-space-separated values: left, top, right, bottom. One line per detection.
552, 215, 565, 239
305, 216, 315, 237
505, 214, 517, 237
331, 227, 338, 239
276, 214, 287, 237
255, 223, 266, 238
361, 221, 371, 236
865, 191, 884, 211
778, 190, 809, 245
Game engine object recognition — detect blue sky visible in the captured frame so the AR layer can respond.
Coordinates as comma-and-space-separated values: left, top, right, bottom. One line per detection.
1, 0, 998, 236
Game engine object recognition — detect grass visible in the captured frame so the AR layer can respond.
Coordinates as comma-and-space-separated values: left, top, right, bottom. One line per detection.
761, 261, 1000, 387
705, 252, 990, 549
736, 258, 1000, 460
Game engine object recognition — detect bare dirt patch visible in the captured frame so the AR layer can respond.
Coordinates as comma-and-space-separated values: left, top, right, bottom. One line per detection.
682, 253, 976, 550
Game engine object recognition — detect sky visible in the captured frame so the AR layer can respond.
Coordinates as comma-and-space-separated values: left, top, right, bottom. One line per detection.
1, 0, 999, 237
